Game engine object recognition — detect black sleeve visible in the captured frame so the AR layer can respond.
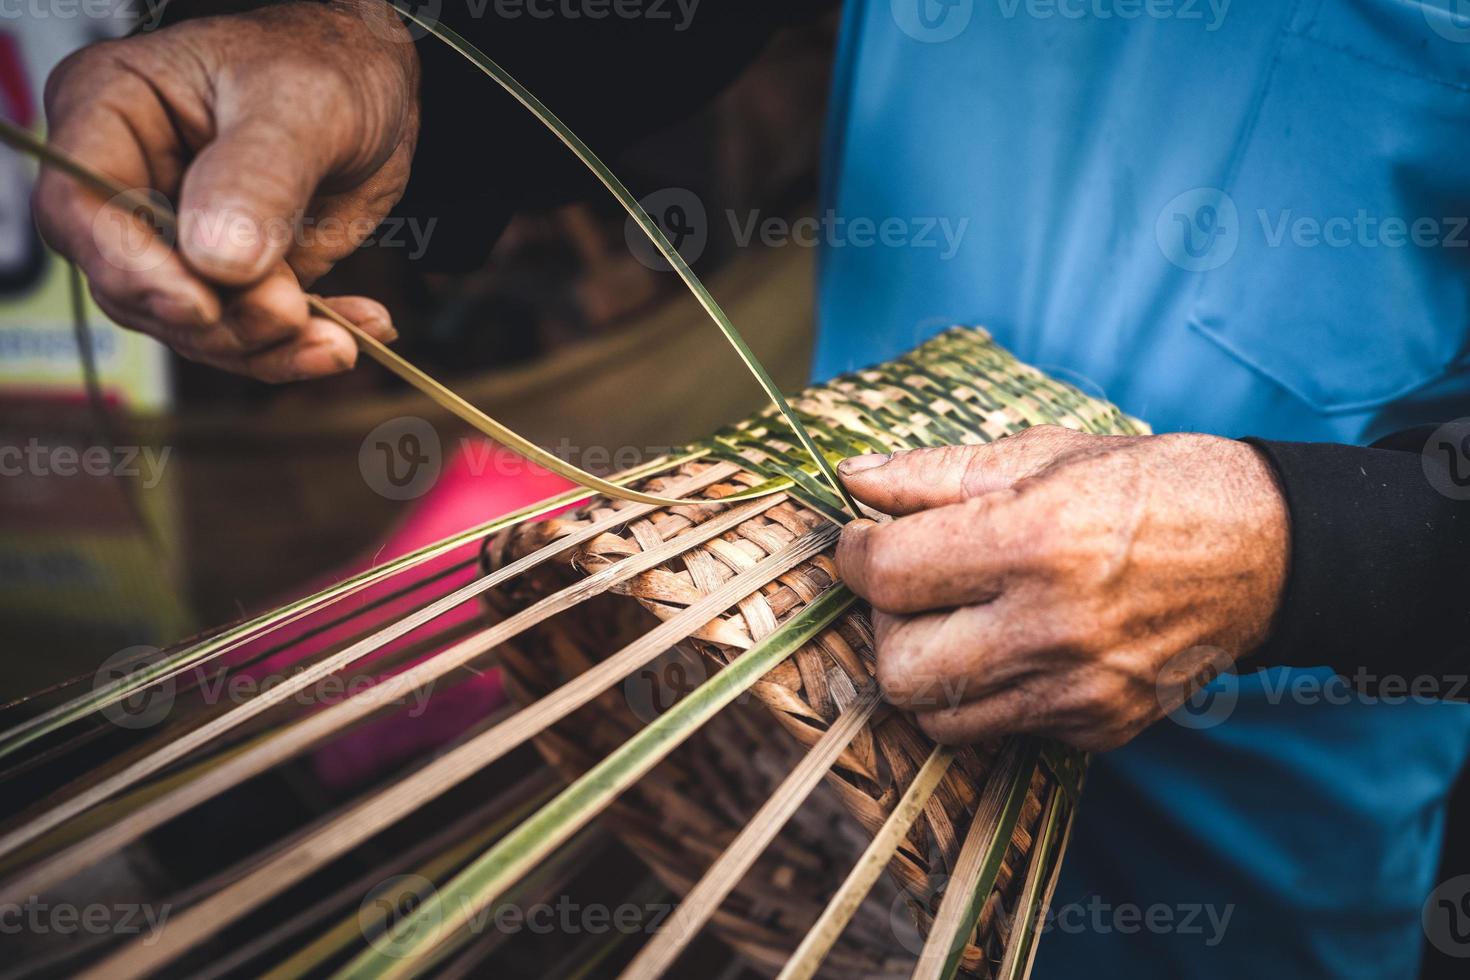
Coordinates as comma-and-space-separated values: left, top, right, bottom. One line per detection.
1243, 424, 1470, 699
398, 0, 835, 272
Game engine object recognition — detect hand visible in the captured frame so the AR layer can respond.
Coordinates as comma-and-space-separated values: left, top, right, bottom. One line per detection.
33, 1, 420, 381
834, 426, 1289, 752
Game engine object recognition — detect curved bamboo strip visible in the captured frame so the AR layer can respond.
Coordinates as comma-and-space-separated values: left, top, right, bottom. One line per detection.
334, 585, 859, 979
0, 465, 760, 877
0, 451, 701, 764
82, 525, 837, 979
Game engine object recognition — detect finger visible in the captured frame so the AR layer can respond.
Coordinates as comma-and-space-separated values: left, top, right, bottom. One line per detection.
285, 142, 414, 287
317, 295, 398, 343
837, 494, 1039, 613
35, 49, 227, 337
872, 604, 1042, 710
176, 111, 334, 285
240, 295, 395, 383
87, 284, 264, 379
221, 267, 395, 357
222, 264, 311, 349
913, 685, 1051, 745
837, 425, 1087, 516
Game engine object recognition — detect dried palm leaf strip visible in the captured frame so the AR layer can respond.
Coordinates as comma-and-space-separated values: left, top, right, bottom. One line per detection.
202, 770, 559, 980
774, 744, 958, 980
913, 739, 1042, 980
395, 5, 857, 516
0, 448, 702, 765
619, 681, 884, 979
82, 524, 837, 980
332, 584, 859, 980
994, 786, 1065, 980
0, 465, 766, 891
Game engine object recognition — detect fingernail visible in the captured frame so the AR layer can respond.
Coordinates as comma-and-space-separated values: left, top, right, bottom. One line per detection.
368, 317, 398, 343
839, 453, 891, 475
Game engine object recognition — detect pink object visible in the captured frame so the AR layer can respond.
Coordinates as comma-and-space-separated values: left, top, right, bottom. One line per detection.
215, 440, 573, 791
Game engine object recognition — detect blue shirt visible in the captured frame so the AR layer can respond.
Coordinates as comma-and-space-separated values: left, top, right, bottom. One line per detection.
814, 1, 1470, 975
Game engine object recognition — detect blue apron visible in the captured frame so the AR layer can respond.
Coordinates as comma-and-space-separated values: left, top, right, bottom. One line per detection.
814, 1, 1470, 975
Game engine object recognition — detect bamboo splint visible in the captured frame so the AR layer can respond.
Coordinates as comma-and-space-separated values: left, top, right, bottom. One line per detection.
0, 5, 1148, 975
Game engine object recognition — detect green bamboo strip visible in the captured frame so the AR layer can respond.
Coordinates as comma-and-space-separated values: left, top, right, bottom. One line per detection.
994, 786, 1064, 980
0, 109, 821, 761
334, 584, 858, 980
396, 5, 858, 518
249, 775, 559, 980
1018, 791, 1078, 980
0, 466, 764, 888
912, 739, 1041, 980
424, 836, 644, 980
0, 448, 703, 766
775, 745, 957, 980
619, 683, 883, 979
82, 526, 837, 980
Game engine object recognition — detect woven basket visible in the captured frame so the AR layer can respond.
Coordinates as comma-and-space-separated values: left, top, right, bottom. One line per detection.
483, 327, 1146, 977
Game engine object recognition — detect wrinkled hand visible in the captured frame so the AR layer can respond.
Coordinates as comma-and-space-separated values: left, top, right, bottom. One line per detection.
34, 1, 419, 381
834, 426, 1289, 752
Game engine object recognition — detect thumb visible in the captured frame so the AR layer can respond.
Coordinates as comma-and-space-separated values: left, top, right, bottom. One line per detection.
176, 114, 331, 285
837, 426, 1083, 516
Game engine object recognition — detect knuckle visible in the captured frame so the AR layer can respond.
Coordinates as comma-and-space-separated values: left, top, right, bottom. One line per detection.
44, 43, 111, 107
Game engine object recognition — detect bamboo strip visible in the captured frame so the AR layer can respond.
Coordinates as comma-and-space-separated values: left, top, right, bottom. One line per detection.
994, 787, 1063, 980
1019, 789, 1078, 980
396, 6, 857, 516
619, 683, 883, 980
775, 745, 958, 980
207, 771, 558, 980
82, 526, 836, 980
0, 465, 758, 887
333, 585, 859, 980
0, 119, 809, 516
0, 450, 703, 765
912, 740, 1040, 980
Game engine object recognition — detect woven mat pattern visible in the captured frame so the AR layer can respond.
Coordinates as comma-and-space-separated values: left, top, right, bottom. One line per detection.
486, 327, 1146, 977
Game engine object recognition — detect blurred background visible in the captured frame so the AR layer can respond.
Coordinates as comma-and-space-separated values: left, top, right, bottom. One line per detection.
0, 6, 837, 703
0, 10, 853, 976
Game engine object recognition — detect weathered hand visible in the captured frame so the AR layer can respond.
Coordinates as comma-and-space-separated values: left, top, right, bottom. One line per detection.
33, 1, 419, 381
834, 425, 1289, 751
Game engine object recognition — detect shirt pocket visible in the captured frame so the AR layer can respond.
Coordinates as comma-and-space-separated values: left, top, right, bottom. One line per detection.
1186, 0, 1470, 414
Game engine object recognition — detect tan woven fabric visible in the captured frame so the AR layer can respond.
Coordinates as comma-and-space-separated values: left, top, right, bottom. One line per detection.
486, 327, 1146, 977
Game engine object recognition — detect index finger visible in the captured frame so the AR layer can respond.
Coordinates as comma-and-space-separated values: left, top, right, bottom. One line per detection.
835, 490, 1036, 614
